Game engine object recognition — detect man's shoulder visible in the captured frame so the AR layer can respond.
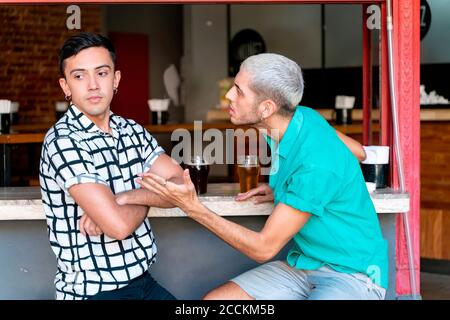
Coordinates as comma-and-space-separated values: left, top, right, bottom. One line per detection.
43, 119, 83, 147
297, 106, 328, 123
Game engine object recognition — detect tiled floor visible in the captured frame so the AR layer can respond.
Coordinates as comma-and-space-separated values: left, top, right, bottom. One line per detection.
421, 272, 450, 300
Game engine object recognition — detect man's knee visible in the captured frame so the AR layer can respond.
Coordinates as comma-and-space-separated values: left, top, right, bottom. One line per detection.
203, 281, 254, 300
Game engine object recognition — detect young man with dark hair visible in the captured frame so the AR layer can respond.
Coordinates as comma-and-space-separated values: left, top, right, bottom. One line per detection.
40, 32, 183, 300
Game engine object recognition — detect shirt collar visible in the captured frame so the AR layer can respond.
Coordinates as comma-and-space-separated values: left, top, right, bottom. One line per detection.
276, 107, 304, 159
67, 104, 122, 134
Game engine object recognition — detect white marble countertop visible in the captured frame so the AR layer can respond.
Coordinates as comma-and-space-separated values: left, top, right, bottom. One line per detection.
0, 184, 409, 221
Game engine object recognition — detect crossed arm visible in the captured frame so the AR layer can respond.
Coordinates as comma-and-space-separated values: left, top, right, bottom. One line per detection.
69, 154, 184, 240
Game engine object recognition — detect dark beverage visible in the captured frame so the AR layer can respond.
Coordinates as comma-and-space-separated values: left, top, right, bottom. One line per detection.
55, 102, 68, 121
361, 146, 390, 189
238, 165, 260, 193
185, 157, 210, 195
0, 113, 11, 134
335, 108, 352, 125
361, 163, 389, 189
151, 111, 169, 125
10, 112, 19, 125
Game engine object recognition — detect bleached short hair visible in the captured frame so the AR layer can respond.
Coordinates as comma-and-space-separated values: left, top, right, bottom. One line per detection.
241, 53, 304, 115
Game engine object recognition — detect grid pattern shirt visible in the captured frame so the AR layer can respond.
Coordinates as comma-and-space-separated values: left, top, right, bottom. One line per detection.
39, 104, 164, 300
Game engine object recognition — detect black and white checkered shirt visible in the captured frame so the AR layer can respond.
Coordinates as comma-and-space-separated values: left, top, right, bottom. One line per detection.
39, 104, 164, 300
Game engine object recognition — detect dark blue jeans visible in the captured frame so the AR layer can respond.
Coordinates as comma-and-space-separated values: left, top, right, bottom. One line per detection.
88, 272, 176, 300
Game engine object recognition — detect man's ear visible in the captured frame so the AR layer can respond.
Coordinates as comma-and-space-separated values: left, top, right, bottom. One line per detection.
113, 70, 121, 89
59, 78, 71, 98
259, 99, 278, 119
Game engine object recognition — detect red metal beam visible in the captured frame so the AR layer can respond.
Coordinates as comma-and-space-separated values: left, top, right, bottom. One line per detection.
381, 0, 421, 297
380, 4, 392, 148
362, 4, 372, 146
392, 0, 421, 298
380, 1, 393, 215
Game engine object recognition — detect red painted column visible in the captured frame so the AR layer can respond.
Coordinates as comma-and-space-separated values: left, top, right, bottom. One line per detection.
391, 0, 421, 297
380, 4, 393, 165
362, 5, 372, 146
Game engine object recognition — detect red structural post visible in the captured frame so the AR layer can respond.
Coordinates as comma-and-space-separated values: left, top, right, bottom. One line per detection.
393, 0, 421, 298
362, 5, 372, 146
380, 3, 393, 158
381, 0, 421, 297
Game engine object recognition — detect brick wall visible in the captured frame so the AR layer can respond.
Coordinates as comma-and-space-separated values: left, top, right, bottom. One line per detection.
0, 5, 103, 123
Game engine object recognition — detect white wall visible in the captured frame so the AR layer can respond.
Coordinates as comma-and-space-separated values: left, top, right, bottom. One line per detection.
183, 5, 228, 122
230, 4, 369, 69
325, 5, 363, 68
181, 5, 229, 177
230, 4, 321, 69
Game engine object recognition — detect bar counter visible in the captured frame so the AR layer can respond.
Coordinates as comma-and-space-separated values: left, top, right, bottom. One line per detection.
0, 183, 409, 220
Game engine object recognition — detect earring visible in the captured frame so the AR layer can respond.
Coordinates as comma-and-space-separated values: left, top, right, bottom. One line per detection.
65, 95, 71, 102
114, 87, 118, 95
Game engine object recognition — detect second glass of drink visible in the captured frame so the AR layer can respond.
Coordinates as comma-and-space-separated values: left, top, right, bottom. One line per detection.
238, 155, 260, 193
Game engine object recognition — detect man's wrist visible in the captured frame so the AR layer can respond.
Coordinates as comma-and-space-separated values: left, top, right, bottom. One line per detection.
142, 189, 153, 204
183, 198, 204, 218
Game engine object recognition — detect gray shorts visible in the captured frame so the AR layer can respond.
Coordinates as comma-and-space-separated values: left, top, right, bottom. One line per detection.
231, 260, 386, 300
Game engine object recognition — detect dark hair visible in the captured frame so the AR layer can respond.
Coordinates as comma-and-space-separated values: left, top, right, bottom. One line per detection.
59, 32, 116, 76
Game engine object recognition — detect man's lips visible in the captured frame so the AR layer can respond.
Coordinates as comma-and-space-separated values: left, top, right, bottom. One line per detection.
87, 96, 102, 103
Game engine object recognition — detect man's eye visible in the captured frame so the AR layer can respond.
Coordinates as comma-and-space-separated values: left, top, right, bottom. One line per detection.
74, 74, 83, 80
98, 71, 108, 77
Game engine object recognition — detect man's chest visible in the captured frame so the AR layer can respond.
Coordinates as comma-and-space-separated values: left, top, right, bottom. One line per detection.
85, 134, 144, 189
269, 156, 297, 202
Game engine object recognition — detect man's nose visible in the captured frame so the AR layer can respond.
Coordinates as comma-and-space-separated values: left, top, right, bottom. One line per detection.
87, 74, 99, 90
225, 87, 234, 100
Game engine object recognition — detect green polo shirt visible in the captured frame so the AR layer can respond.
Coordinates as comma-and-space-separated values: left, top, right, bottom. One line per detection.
267, 106, 388, 289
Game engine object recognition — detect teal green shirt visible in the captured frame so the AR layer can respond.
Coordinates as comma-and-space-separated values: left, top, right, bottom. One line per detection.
267, 106, 388, 289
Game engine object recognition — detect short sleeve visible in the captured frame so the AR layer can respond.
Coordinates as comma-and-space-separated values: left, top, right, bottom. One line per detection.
279, 167, 341, 217
142, 129, 165, 171
45, 137, 108, 191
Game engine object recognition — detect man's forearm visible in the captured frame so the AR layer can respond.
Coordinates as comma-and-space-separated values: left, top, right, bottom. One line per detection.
118, 203, 149, 236
117, 189, 174, 208
185, 201, 274, 263
82, 202, 149, 239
